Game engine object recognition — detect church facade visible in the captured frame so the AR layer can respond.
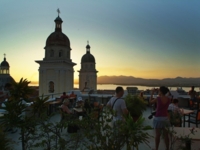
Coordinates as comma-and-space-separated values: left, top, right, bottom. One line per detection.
78, 43, 98, 91
35, 14, 76, 96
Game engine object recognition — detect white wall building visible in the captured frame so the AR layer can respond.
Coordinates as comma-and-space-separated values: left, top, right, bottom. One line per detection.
35, 14, 76, 96
78, 43, 98, 91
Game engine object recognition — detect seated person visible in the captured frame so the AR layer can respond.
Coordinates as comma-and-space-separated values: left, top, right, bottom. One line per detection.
168, 99, 183, 127
76, 97, 84, 108
69, 91, 76, 98
139, 92, 144, 100
60, 92, 69, 101
188, 86, 197, 102
61, 99, 72, 114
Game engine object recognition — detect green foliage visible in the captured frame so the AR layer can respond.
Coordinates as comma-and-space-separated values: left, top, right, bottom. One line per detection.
0, 125, 11, 150
165, 126, 197, 150
0, 78, 153, 150
0, 78, 34, 150
178, 127, 197, 150
0, 100, 27, 129
168, 110, 182, 127
124, 94, 147, 117
78, 108, 152, 150
81, 108, 125, 150
31, 95, 49, 118
121, 114, 152, 149
9, 78, 34, 101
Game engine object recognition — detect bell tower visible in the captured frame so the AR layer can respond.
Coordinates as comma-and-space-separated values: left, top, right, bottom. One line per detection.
78, 42, 98, 91
35, 10, 76, 96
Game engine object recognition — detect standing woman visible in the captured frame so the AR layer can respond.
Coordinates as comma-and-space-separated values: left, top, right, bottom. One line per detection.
150, 86, 171, 150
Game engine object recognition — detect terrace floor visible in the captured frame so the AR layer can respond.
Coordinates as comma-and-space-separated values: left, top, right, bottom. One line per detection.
5, 106, 200, 150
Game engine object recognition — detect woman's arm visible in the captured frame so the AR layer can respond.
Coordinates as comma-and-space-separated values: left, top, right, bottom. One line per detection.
149, 89, 157, 104
62, 105, 72, 114
149, 98, 157, 104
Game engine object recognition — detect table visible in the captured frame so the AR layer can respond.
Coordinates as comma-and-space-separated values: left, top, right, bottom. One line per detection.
69, 97, 76, 106
0, 109, 7, 114
48, 99, 62, 105
182, 109, 194, 127
45, 97, 56, 103
73, 107, 84, 113
48, 99, 62, 115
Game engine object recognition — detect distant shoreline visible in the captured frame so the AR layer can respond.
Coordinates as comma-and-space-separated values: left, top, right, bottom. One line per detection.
112, 84, 197, 87
29, 83, 199, 88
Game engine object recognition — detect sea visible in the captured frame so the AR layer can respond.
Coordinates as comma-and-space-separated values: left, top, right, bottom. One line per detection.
29, 83, 199, 92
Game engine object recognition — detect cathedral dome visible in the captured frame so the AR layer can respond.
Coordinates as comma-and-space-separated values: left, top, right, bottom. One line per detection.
1, 57, 9, 67
81, 43, 95, 63
45, 32, 71, 49
81, 52, 95, 63
45, 15, 71, 49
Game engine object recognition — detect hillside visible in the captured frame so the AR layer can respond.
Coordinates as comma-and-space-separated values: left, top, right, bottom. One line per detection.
97, 76, 200, 87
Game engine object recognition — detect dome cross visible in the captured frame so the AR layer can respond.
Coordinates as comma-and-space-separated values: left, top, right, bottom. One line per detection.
57, 8, 60, 16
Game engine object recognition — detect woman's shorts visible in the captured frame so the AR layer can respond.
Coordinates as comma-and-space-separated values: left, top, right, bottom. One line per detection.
153, 117, 170, 129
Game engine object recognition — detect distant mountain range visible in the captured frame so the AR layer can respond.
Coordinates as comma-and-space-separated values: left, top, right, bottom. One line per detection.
97, 76, 200, 87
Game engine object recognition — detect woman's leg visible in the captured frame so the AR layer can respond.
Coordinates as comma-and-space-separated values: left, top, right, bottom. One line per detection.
155, 128, 161, 150
163, 128, 169, 150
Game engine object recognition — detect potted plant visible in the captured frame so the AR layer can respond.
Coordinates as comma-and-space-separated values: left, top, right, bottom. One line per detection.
124, 94, 147, 121
122, 114, 152, 150
179, 127, 197, 150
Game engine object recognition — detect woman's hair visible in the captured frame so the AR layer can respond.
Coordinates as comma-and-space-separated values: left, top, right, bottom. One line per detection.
159, 86, 169, 95
172, 99, 179, 104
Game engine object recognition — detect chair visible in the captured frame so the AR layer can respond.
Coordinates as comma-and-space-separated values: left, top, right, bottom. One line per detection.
88, 102, 103, 122
186, 109, 200, 127
168, 110, 182, 127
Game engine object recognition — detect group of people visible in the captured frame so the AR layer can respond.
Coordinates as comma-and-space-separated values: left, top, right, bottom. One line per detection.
189, 86, 199, 103
60, 91, 76, 100
106, 86, 198, 150
60, 91, 84, 114
59, 86, 198, 149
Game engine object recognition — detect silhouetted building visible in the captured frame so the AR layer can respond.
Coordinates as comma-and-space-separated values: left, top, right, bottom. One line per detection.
35, 13, 76, 96
0, 54, 14, 90
78, 42, 98, 91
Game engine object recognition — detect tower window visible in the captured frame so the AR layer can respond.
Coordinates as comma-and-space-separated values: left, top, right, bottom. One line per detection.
59, 50, 62, 57
49, 81, 54, 93
50, 50, 53, 57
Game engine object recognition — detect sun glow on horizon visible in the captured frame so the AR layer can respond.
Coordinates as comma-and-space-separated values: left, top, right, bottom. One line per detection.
1, 1, 200, 84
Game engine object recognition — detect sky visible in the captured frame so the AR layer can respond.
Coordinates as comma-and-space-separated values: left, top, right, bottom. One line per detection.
0, 0, 200, 84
